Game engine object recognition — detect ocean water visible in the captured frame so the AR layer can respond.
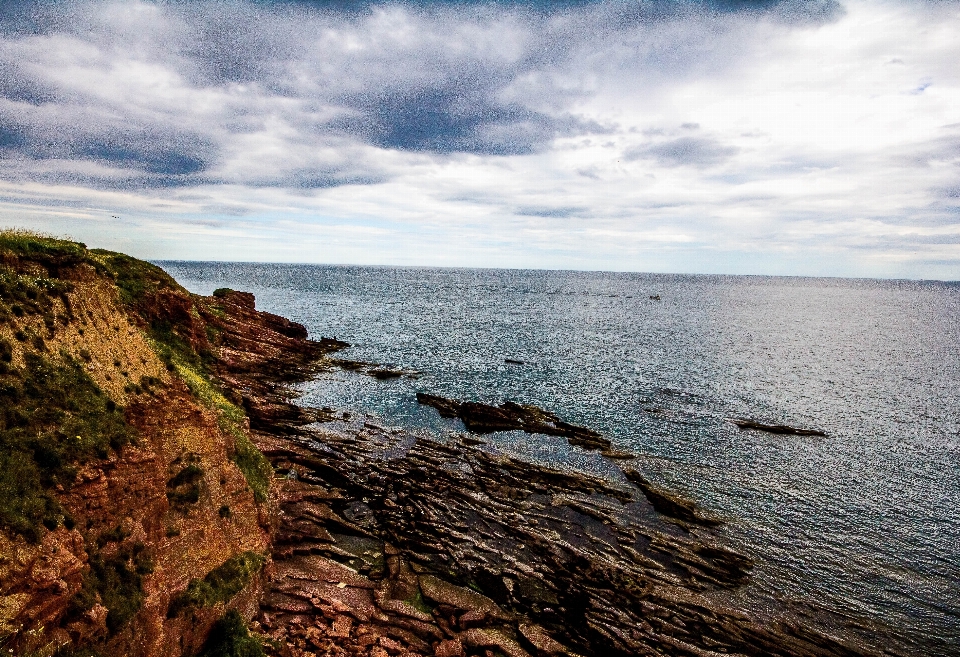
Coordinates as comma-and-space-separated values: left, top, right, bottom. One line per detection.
159, 262, 960, 655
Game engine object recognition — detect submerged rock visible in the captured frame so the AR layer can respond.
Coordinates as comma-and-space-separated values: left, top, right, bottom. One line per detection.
369, 368, 405, 380
732, 419, 827, 437
622, 469, 720, 527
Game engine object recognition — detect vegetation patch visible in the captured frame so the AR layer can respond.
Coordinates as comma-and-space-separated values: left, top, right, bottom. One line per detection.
167, 353, 271, 502
0, 267, 73, 322
88, 250, 181, 309
68, 536, 154, 634
196, 609, 265, 657
0, 230, 89, 273
232, 432, 271, 504
167, 463, 205, 508
168, 551, 265, 618
0, 351, 136, 541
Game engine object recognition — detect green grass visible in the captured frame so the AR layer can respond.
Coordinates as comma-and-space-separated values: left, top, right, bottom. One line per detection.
165, 351, 271, 503
0, 267, 74, 317
0, 230, 89, 270
68, 535, 154, 634
232, 432, 271, 504
0, 351, 136, 541
88, 249, 183, 308
196, 610, 265, 657
168, 551, 265, 618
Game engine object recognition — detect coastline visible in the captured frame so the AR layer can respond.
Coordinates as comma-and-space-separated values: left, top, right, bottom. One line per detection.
0, 237, 898, 656
215, 289, 882, 657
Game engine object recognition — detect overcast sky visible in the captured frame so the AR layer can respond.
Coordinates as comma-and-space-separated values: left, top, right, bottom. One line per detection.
1, 0, 958, 278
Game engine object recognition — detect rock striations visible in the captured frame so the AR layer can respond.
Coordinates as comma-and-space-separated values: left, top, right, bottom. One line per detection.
0, 233, 272, 657
0, 233, 882, 657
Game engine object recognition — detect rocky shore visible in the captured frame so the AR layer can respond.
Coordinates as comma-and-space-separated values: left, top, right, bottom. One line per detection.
0, 235, 885, 657
215, 291, 880, 657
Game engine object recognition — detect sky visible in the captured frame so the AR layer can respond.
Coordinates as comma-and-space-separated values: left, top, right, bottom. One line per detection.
0, 0, 958, 279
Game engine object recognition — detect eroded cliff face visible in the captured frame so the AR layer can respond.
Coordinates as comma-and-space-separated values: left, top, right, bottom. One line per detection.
0, 234, 273, 657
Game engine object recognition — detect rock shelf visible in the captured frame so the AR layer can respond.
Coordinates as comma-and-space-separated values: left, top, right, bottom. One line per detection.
416, 394, 612, 452
210, 294, 881, 657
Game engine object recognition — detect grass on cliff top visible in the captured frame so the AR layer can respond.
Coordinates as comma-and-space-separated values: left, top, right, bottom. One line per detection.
88, 248, 185, 308
168, 551, 265, 618
197, 610, 265, 657
0, 348, 137, 541
0, 230, 81, 327
0, 229, 89, 269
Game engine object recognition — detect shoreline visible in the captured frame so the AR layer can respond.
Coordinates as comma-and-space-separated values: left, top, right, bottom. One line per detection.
212, 289, 885, 657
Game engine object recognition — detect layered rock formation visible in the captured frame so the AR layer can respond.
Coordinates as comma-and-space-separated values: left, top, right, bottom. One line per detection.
211, 280, 882, 657
0, 234, 272, 656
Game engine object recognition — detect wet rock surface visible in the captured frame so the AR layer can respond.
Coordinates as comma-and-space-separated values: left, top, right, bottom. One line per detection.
212, 296, 884, 657
731, 419, 828, 437
416, 394, 612, 451
621, 470, 720, 527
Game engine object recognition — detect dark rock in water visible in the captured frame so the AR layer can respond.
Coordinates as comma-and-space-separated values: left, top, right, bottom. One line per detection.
331, 357, 372, 371
460, 401, 526, 432
332, 358, 416, 380
416, 394, 612, 451
370, 368, 405, 380
504, 358, 524, 365
416, 392, 463, 418
732, 419, 827, 437
318, 336, 351, 350
622, 469, 721, 526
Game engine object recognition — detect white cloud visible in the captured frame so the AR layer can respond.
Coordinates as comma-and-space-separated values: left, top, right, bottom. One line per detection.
0, 0, 957, 278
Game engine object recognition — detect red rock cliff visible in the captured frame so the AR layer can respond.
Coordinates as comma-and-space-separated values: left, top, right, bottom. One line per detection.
0, 234, 300, 657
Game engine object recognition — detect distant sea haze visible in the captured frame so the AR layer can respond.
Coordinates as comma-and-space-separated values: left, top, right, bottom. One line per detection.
161, 262, 960, 656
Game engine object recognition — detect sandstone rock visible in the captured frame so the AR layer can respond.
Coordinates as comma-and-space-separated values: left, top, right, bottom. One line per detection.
434, 637, 465, 657
417, 576, 509, 620
518, 623, 571, 656
459, 628, 531, 657
331, 615, 354, 637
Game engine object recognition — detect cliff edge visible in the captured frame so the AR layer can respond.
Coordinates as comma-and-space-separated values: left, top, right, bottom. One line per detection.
0, 231, 319, 657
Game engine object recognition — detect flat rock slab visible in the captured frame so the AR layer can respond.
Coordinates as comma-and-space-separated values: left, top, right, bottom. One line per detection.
418, 574, 511, 620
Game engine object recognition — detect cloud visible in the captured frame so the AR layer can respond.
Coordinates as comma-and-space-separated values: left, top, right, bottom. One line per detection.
625, 137, 740, 168
0, 0, 957, 279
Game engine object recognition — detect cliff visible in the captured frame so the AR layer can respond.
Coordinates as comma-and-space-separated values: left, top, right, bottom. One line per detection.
0, 231, 299, 657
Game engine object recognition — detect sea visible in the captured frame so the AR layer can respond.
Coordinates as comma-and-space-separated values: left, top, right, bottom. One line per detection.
158, 262, 960, 656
